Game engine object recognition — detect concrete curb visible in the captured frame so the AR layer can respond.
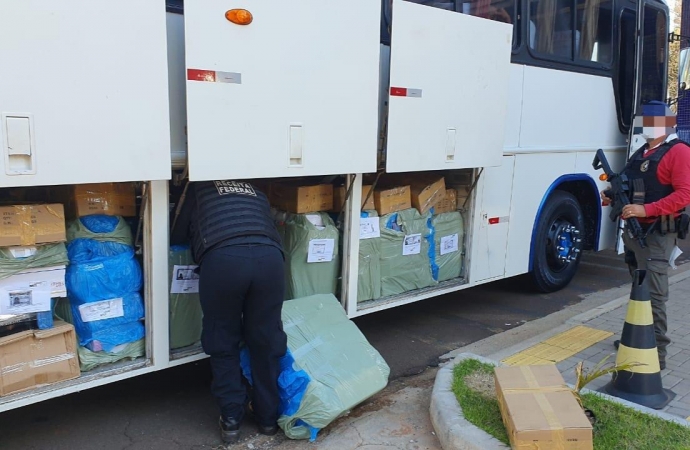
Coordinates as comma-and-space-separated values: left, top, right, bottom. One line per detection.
430, 352, 690, 450
429, 353, 509, 450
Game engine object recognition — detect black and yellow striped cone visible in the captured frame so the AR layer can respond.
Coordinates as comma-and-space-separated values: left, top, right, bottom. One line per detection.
603, 269, 675, 409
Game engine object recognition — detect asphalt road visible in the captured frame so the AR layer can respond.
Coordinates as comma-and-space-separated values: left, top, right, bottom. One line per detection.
2, 241, 689, 449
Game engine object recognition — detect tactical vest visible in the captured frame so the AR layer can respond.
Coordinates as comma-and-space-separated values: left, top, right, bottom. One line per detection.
189, 180, 282, 263
624, 140, 676, 204
623, 139, 684, 232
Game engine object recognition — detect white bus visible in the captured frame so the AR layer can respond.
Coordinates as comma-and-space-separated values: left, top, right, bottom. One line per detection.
0, 0, 671, 412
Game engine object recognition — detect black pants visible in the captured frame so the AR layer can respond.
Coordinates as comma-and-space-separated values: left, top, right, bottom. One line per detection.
199, 244, 287, 425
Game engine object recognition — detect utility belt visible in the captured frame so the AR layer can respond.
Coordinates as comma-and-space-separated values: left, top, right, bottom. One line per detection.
641, 212, 690, 239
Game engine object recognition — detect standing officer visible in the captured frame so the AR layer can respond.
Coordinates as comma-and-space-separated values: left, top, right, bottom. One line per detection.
601, 101, 690, 370
170, 180, 287, 444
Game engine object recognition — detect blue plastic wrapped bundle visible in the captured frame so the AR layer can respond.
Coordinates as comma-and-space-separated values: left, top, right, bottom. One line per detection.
65, 215, 144, 352
68, 291, 145, 345
66, 247, 142, 304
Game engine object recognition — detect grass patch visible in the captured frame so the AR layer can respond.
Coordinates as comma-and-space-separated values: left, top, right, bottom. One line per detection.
451, 359, 510, 445
451, 359, 690, 450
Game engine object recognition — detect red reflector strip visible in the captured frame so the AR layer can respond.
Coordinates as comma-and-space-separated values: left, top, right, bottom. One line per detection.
390, 87, 423, 98
187, 69, 216, 82
489, 217, 500, 225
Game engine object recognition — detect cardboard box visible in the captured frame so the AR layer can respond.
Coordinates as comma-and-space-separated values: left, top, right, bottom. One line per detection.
0, 266, 67, 317
0, 321, 80, 396
73, 183, 137, 217
0, 204, 66, 247
494, 365, 593, 450
271, 183, 333, 214
332, 185, 376, 212
433, 189, 458, 215
410, 176, 446, 214
374, 186, 412, 216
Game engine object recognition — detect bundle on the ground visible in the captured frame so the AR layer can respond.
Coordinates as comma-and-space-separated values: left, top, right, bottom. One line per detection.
240, 294, 390, 441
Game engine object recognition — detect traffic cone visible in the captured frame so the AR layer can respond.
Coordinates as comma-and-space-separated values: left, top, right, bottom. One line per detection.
603, 269, 676, 409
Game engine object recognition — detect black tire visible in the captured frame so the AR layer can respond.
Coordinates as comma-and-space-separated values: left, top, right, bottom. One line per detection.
529, 190, 585, 293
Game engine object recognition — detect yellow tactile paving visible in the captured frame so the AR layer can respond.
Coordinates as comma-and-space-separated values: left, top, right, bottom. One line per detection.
501, 325, 614, 366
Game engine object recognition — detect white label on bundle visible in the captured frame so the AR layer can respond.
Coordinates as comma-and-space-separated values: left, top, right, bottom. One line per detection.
171, 265, 200, 294
0, 287, 51, 315
8, 246, 37, 258
402, 234, 422, 256
440, 234, 459, 256
307, 239, 335, 263
359, 217, 381, 240
79, 298, 125, 323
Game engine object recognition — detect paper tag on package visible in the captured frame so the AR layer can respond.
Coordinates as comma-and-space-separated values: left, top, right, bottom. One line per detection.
440, 234, 459, 256
670, 246, 683, 270
0, 286, 52, 315
307, 239, 335, 263
403, 234, 422, 256
171, 265, 200, 294
79, 298, 125, 323
360, 217, 381, 240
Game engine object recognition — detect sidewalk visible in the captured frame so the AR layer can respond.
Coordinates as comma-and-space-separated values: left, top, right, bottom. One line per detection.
555, 274, 690, 419
485, 269, 690, 421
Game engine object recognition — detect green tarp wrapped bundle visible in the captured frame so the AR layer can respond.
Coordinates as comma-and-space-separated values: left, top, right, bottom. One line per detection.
169, 245, 203, 350
77, 339, 145, 372
432, 211, 465, 282
279, 213, 340, 300
0, 242, 68, 280
66, 216, 133, 246
53, 298, 145, 371
379, 208, 435, 297
276, 294, 390, 440
357, 211, 381, 303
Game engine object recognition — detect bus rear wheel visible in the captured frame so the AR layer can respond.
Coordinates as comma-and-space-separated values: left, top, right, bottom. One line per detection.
529, 190, 585, 293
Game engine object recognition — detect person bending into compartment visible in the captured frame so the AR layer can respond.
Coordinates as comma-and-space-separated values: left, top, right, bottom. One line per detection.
601, 101, 690, 370
170, 180, 287, 444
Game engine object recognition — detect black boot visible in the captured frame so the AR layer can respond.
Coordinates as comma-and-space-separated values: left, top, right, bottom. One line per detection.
245, 402, 279, 436
614, 340, 620, 350
219, 416, 241, 445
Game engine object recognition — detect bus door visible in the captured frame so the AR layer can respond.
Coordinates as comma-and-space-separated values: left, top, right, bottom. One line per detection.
616, 0, 669, 253
182, 1, 381, 181
383, 0, 514, 173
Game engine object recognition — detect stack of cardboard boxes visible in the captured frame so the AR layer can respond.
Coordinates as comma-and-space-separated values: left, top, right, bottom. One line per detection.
0, 202, 81, 397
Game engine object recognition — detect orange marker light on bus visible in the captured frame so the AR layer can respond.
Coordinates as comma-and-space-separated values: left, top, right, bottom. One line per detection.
599, 174, 608, 181
226, 9, 253, 25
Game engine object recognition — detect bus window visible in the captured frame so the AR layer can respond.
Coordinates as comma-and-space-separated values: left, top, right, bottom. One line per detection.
618, 9, 636, 129
529, 0, 574, 59
576, 0, 613, 64
406, 0, 456, 10
640, 6, 668, 104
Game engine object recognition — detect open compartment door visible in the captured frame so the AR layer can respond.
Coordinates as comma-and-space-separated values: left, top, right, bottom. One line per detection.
385, 0, 513, 173
183, 1, 381, 181
0, 1, 172, 187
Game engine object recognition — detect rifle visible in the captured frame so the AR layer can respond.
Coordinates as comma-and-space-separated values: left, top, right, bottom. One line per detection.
592, 149, 646, 248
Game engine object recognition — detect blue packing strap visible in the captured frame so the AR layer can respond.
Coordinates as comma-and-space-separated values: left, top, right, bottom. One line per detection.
386, 213, 401, 231
240, 347, 311, 417
426, 212, 439, 281
360, 211, 370, 218
295, 419, 321, 442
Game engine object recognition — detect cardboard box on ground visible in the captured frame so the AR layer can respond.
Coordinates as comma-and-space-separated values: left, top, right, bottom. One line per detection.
494, 365, 593, 450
